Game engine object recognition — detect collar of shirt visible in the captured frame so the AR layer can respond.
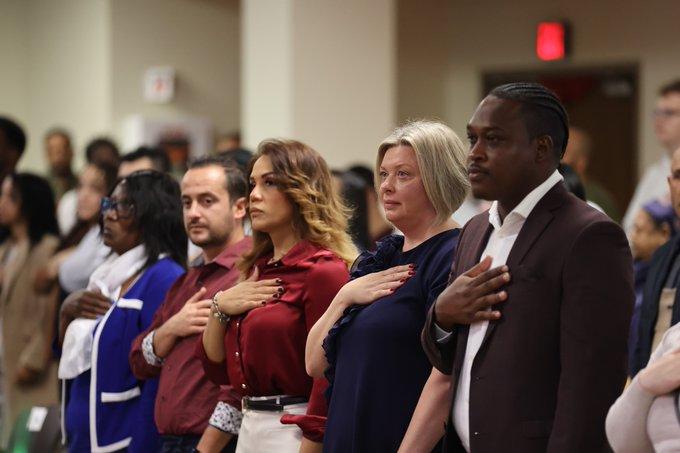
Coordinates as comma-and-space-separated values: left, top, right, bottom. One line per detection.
256, 239, 326, 269
190, 236, 252, 270
488, 169, 563, 236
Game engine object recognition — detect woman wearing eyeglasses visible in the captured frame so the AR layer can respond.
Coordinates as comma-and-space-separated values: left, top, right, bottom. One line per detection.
59, 171, 187, 453
606, 321, 680, 452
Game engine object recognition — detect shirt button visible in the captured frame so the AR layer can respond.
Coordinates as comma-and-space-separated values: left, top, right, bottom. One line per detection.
473, 431, 479, 436
236, 321, 240, 328
241, 383, 247, 389
235, 351, 240, 357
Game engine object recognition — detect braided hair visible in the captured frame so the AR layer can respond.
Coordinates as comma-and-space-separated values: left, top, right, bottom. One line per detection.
489, 82, 569, 161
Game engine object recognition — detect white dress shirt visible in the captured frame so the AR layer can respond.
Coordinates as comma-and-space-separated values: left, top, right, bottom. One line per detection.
58, 225, 111, 293
621, 154, 671, 235
451, 170, 563, 452
57, 189, 78, 235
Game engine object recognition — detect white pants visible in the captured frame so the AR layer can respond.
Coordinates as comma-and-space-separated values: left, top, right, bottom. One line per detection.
236, 403, 307, 453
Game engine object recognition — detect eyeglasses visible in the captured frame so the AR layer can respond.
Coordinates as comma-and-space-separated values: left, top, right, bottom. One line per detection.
100, 197, 135, 219
653, 108, 680, 119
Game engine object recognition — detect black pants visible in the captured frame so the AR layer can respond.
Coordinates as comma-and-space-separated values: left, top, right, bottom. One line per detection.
159, 434, 237, 453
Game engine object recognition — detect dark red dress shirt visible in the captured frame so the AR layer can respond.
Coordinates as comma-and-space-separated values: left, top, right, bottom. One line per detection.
130, 237, 252, 435
195, 240, 349, 442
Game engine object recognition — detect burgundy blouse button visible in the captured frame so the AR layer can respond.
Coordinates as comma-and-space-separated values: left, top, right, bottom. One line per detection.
235, 351, 240, 357
241, 383, 247, 389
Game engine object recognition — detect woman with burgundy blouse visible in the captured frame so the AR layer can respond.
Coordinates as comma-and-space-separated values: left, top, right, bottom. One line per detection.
197, 139, 356, 453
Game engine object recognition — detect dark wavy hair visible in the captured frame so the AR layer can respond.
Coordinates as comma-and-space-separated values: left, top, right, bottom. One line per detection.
238, 139, 356, 274
5, 173, 59, 245
104, 170, 187, 269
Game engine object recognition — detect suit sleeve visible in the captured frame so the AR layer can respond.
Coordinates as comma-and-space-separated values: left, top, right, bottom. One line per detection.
548, 221, 634, 451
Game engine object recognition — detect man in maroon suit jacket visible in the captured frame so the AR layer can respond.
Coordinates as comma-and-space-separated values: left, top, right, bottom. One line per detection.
421, 82, 634, 452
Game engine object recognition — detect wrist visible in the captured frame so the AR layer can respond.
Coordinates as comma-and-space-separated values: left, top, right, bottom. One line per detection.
332, 291, 352, 311
211, 293, 231, 324
60, 305, 74, 322
433, 302, 454, 330
637, 369, 659, 396
159, 318, 180, 340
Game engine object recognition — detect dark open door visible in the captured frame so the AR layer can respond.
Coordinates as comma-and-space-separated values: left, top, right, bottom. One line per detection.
483, 65, 638, 217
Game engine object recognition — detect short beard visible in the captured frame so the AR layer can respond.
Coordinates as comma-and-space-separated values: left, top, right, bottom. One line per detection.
189, 231, 230, 250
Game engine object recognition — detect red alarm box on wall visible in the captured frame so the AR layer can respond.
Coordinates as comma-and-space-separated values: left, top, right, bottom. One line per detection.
536, 21, 571, 61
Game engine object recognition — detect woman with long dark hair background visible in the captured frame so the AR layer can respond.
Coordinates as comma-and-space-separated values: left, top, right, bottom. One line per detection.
0, 173, 61, 447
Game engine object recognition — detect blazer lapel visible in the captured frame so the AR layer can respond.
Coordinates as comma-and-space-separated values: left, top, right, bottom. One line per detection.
457, 212, 494, 268
453, 215, 494, 380
479, 184, 565, 346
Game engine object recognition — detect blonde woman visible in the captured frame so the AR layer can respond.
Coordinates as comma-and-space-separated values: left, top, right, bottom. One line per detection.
306, 120, 469, 452
197, 139, 356, 453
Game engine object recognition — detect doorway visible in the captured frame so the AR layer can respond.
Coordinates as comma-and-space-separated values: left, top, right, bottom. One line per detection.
483, 65, 638, 221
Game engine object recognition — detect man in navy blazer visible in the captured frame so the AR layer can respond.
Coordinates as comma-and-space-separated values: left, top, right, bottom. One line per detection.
421, 82, 634, 453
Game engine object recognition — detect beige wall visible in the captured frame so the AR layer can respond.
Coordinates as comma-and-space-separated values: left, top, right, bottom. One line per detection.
110, 0, 240, 152
398, 0, 680, 176
242, 0, 396, 169
0, 0, 110, 173
0, 0, 30, 136
0, 0, 239, 173
241, 0, 294, 142
291, 0, 396, 168
4, 0, 679, 175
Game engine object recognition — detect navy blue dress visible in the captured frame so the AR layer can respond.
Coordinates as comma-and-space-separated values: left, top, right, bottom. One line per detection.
323, 229, 459, 453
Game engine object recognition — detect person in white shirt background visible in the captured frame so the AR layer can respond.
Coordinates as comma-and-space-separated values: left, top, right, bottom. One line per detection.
623, 80, 680, 234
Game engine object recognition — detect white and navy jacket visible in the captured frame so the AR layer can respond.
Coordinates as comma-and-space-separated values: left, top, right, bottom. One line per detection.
64, 258, 184, 453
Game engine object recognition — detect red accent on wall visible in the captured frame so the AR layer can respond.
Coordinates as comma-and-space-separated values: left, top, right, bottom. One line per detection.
536, 22, 566, 61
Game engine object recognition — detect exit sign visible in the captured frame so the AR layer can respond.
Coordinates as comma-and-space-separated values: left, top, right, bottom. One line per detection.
536, 21, 570, 61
